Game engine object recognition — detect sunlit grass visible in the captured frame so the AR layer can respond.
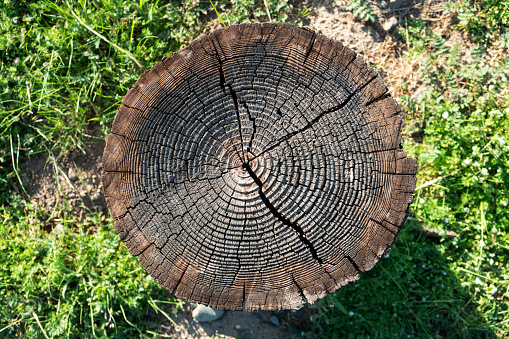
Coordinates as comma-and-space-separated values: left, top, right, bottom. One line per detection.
0, 197, 184, 337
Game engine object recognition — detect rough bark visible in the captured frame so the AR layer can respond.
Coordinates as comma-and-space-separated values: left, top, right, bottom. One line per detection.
102, 23, 417, 311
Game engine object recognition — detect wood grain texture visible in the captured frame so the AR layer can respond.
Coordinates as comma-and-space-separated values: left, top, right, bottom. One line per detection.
102, 23, 417, 311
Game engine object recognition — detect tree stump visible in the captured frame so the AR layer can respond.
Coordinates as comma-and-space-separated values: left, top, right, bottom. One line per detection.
102, 23, 417, 311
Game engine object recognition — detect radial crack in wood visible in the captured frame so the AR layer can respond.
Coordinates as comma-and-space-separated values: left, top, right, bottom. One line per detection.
102, 22, 417, 311
243, 162, 322, 265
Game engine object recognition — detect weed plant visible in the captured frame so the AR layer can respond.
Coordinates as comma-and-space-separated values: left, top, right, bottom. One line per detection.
345, 0, 375, 23
209, 0, 290, 26
297, 4, 314, 20
447, 0, 509, 47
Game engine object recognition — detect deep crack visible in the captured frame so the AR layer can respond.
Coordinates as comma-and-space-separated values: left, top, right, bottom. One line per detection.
303, 32, 317, 63
215, 52, 246, 162
345, 255, 361, 272
252, 73, 381, 160
244, 102, 256, 154
227, 83, 246, 162
242, 162, 323, 265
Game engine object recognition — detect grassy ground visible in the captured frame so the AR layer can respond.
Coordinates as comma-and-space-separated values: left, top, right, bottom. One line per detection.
1, 0, 508, 338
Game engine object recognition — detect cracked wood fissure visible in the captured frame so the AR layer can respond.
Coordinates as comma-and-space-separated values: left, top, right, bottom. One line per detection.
252, 72, 380, 162
102, 22, 417, 311
218, 52, 323, 265
243, 162, 323, 265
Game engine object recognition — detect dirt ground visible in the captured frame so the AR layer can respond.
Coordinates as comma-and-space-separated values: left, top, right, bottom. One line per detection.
163, 303, 314, 339
21, 139, 107, 220
21, 0, 452, 337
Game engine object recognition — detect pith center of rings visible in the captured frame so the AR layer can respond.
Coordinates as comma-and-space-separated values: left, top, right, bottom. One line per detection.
234, 152, 266, 187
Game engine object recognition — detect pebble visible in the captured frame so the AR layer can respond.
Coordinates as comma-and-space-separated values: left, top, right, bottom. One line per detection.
270, 315, 280, 326
68, 167, 77, 181
384, 16, 398, 31
192, 304, 224, 323
91, 192, 102, 202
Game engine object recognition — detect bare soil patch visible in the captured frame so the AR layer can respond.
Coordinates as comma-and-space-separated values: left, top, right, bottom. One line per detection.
21, 139, 106, 221
164, 302, 314, 339
300, 0, 451, 99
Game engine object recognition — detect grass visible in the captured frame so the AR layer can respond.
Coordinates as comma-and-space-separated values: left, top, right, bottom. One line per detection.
0, 196, 183, 338
1, 0, 508, 338
345, 0, 375, 23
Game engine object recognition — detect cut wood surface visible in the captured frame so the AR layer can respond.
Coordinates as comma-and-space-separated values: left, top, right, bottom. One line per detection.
102, 22, 417, 311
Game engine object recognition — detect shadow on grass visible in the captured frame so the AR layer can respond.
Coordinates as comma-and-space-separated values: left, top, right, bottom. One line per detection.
304, 219, 496, 338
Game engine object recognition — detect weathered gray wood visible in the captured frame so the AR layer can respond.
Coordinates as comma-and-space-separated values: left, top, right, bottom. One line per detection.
102, 22, 417, 311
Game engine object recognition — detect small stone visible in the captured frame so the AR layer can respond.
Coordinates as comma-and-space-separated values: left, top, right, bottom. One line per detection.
91, 192, 102, 202
192, 304, 224, 323
270, 315, 280, 326
384, 16, 398, 31
380, 1, 389, 9
68, 167, 77, 181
